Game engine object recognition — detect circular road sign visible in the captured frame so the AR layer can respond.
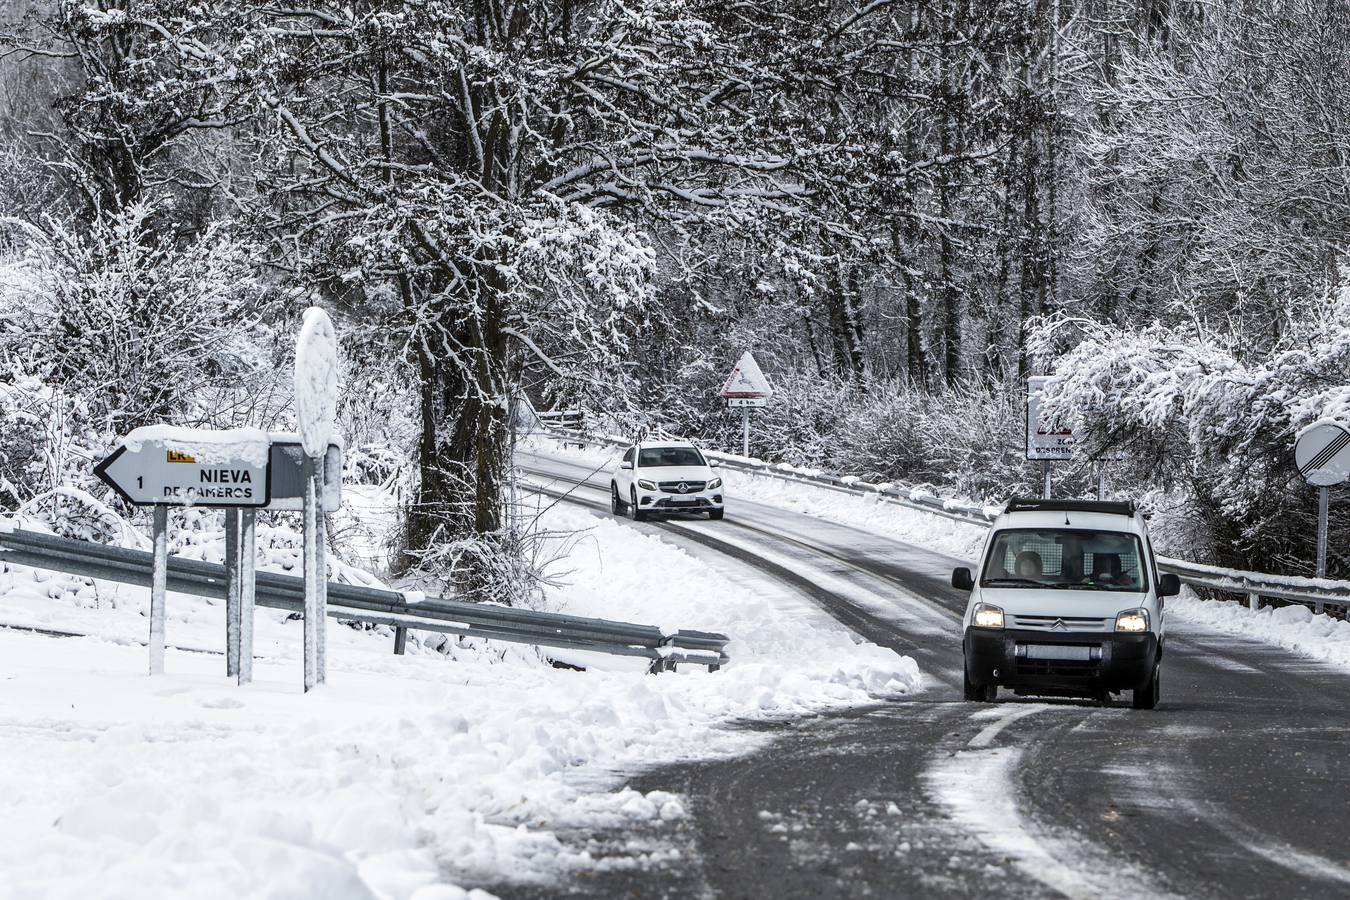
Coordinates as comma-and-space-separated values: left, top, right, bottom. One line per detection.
1295, 421, 1350, 487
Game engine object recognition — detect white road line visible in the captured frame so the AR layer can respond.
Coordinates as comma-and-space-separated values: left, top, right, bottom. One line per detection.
926, 747, 1178, 900
967, 704, 1049, 748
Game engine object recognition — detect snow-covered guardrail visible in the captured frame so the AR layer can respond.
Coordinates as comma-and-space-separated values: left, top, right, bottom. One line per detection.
539, 425, 1350, 614
0, 525, 729, 672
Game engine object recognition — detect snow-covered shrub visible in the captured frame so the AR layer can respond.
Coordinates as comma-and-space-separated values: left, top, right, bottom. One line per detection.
3, 203, 268, 435
1030, 288, 1350, 574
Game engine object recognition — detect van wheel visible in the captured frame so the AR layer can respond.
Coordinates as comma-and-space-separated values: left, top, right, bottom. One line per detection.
963, 667, 995, 702
1132, 661, 1160, 710
610, 483, 627, 516
630, 488, 649, 522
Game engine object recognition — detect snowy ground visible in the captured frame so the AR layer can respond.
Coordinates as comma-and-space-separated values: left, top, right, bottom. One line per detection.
1170, 591, 1350, 673
0, 497, 918, 900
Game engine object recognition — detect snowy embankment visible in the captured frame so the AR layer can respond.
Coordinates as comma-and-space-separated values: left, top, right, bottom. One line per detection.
0, 495, 918, 899
1170, 591, 1350, 673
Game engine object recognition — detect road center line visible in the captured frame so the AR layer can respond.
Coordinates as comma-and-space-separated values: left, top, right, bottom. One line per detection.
968, 704, 1048, 748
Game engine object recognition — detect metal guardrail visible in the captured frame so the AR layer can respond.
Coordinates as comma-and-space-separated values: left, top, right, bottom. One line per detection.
0, 526, 729, 672
536, 424, 1350, 614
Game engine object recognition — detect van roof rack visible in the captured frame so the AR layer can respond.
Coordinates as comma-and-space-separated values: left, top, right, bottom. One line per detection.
1004, 497, 1138, 517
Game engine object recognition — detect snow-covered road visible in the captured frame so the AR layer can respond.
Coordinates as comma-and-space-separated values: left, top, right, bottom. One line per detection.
507, 444, 1350, 900
3, 439, 1350, 900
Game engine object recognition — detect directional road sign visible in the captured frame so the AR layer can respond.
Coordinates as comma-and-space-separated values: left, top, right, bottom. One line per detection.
1295, 420, 1350, 487
1026, 376, 1073, 461
96, 433, 270, 508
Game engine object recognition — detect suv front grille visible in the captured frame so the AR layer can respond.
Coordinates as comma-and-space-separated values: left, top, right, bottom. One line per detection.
1010, 614, 1112, 632
658, 480, 706, 493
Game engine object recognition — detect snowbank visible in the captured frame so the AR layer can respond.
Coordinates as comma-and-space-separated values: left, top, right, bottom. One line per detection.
0, 500, 919, 898
1170, 592, 1350, 673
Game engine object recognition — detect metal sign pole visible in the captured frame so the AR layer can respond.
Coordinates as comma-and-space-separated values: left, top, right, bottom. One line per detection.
742, 407, 750, 458
1316, 485, 1329, 615
239, 508, 256, 685
224, 508, 241, 678
302, 452, 320, 691
314, 455, 328, 683
149, 506, 168, 675
1041, 461, 1052, 499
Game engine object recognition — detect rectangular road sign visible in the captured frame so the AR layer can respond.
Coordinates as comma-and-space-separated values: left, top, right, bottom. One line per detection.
1027, 376, 1073, 461
96, 428, 341, 510
96, 432, 270, 508
726, 397, 768, 408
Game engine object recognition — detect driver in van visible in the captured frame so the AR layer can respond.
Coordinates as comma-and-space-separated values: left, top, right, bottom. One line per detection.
1014, 550, 1044, 581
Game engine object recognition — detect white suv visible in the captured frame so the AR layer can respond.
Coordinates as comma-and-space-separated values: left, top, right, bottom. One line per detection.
610, 441, 725, 521
951, 498, 1179, 709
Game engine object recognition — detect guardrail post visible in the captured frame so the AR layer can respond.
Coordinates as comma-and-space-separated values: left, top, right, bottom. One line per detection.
393, 626, 407, 655
239, 509, 256, 685
1248, 591, 1260, 611
224, 509, 240, 678
149, 506, 168, 675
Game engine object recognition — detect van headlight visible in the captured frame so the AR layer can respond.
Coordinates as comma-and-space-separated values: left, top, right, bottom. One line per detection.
972, 603, 1004, 630
1115, 608, 1149, 633
637, 479, 658, 491
708, 477, 722, 490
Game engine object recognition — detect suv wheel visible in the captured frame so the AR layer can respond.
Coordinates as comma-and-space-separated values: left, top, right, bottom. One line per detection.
1132, 660, 1160, 710
708, 508, 725, 521
610, 483, 627, 516
630, 488, 649, 522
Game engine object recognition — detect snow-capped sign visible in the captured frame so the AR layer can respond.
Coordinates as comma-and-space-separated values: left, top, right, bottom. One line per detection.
95, 426, 271, 508
720, 352, 773, 400
1295, 420, 1350, 487
1026, 376, 1073, 461
294, 306, 340, 458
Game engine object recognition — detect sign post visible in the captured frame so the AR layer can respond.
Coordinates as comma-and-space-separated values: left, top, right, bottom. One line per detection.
1294, 420, 1350, 613
149, 505, 168, 675
96, 424, 342, 683
238, 508, 256, 685
720, 352, 773, 458
1026, 376, 1072, 499
295, 307, 340, 692
225, 508, 241, 678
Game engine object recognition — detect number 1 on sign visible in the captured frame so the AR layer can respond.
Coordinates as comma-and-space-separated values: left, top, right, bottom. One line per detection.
137, 476, 143, 489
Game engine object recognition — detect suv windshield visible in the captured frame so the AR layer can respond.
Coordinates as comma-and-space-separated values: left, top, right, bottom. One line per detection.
980, 528, 1149, 591
638, 446, 706, 468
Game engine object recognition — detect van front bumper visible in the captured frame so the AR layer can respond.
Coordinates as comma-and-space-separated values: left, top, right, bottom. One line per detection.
964, 627, 1158, 695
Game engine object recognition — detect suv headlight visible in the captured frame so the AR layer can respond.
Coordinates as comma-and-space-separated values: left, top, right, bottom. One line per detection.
972, 602, 1004, 629
637, 479, 658, 491
708, 477, 722, 490
1115, 608, 1149, 633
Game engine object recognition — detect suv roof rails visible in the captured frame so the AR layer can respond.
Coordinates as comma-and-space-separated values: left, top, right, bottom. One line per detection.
1004, 497, 1138, 517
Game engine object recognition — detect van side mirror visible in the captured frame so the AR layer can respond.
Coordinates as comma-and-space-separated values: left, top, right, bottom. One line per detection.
620, 462, 633, 470
951, 567, 974, 591
1158, 573, 1181, 597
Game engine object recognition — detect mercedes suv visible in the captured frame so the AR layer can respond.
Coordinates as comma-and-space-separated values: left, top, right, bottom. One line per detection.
951, 498, 1179, 709
610, 441, 725, 521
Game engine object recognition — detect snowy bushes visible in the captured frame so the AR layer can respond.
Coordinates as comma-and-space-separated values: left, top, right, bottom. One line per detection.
1030, 294, 1350, 575
3, 203, 268, 434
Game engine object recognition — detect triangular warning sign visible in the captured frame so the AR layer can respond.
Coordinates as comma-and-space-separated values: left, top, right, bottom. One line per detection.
720, 352, 773, 398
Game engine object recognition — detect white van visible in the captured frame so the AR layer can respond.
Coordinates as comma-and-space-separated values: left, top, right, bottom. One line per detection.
951, 498, 1179, 709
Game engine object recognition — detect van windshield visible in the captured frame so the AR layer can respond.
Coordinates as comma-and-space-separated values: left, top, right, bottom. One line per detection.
980, 529, 1149, 592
